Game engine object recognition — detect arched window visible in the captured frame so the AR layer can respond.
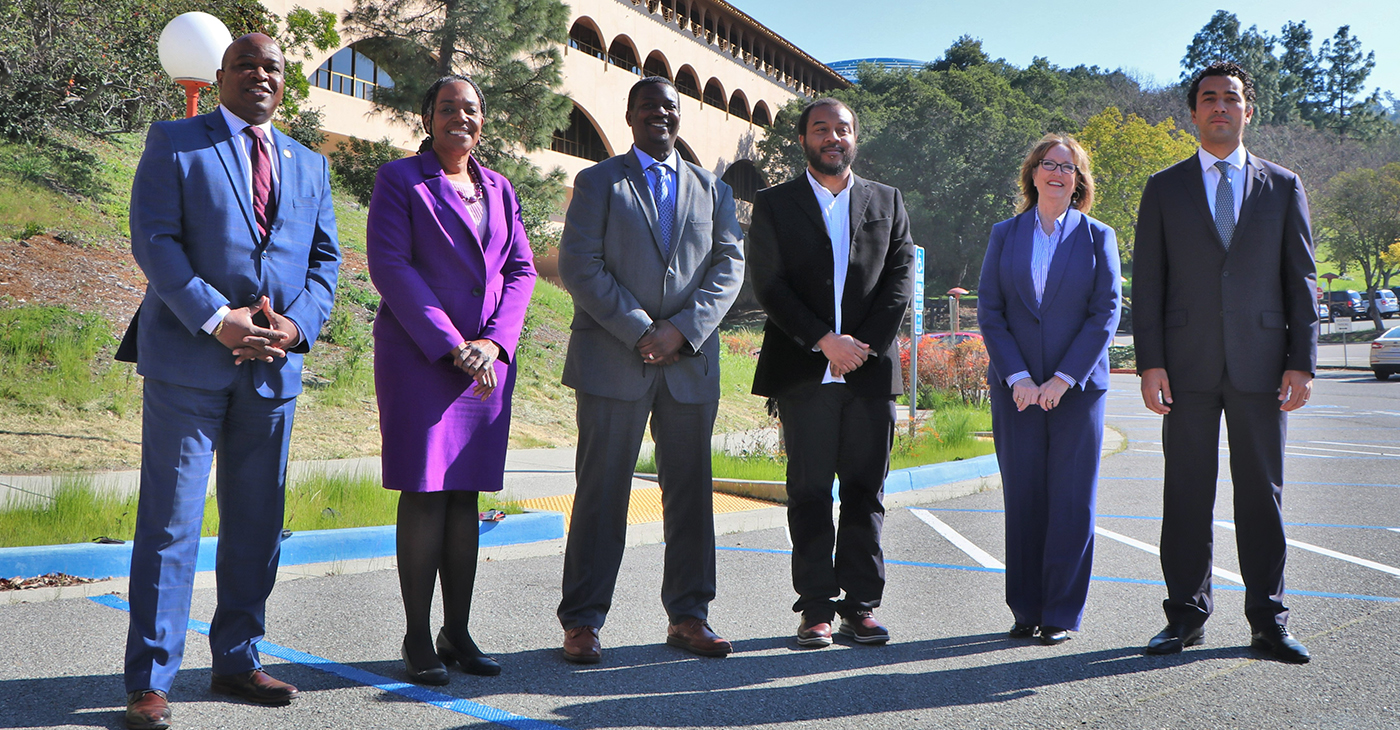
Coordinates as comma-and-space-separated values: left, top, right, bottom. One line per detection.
752, 101, 771, 127
727, 91, 749, 121
552, 104, 610, 162
674, 138, 699, 165
703, 78, 725, 110
607, 37, 641, 75
675, 66, 701, 100
643, 51, 670, 80
312, 44, 394, 100
568, 19, 605, 61
721, 160, 766, 203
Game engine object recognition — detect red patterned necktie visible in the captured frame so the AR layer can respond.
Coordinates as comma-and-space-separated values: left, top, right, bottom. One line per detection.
245, 126, 271, 239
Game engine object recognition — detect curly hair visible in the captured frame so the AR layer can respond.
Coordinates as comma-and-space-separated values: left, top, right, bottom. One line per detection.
1187, 61, 1255, 112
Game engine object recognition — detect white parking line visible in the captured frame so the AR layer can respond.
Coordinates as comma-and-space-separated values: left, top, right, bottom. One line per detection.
1214, 521, 1400, 578
783, 526, 793, 549
1390, 528, 1400, 535
909, 508, 1005, 569
1093, 526, 1245, 584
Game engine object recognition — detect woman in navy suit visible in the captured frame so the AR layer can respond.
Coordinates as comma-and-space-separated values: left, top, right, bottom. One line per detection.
977, 134, 1121, 644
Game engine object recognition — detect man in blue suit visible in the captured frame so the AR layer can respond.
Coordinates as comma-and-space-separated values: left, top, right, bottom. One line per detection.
119, 33, 339, 729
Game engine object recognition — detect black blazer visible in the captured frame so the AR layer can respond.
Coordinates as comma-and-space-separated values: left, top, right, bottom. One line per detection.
1132, 153, 1318, 393
749, 173, 915, 398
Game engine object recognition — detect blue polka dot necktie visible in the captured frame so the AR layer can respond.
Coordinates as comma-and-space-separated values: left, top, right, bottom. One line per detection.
650, 162, 674, 256
1214, 160, 1235, 249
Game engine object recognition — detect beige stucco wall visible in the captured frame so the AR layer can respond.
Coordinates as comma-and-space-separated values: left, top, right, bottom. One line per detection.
259, 0, 802, 184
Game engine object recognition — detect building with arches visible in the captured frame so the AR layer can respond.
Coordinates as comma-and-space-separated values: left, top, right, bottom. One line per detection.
260, 0, 847, 212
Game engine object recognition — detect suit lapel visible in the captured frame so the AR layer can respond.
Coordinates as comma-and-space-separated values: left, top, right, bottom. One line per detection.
1039, 208, 1083, 311
1232, 153, 1268, 243
668, 160, 699, 263
476, 159, 501, 254
268, 128, 297, 239
1010, 211, 1040, 317
205, 112, 258, 242
1179, 156, 1225, 249
622, 150, 666, 257
420, 152, 484, 253
790, 175, 829, 240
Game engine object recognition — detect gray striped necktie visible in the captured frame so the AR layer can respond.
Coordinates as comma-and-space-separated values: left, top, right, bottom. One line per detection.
1214, 160, 1235, 248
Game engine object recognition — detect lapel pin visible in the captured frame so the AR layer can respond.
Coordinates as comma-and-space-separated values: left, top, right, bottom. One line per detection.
283, 149, 291, 158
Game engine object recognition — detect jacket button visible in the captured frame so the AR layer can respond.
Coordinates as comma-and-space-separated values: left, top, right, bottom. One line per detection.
472, 286, 484, 296
1222, 271, 1230, 277
246, 294, 258, 304
826, 278, 833, 285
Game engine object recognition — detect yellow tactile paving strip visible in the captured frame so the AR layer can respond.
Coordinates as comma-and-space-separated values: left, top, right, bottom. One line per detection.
518, 483, 779, 531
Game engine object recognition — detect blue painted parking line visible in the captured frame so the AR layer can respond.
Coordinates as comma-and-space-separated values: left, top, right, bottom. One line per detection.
715, 548, 1400, 603
88, 595, 569, 730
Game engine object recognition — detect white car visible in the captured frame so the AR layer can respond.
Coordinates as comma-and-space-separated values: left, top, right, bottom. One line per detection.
1370, 327, 1400, 380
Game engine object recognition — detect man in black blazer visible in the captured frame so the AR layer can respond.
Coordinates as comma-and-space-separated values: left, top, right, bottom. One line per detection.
749, 98, 914, 648
1133, 62, 1317, 663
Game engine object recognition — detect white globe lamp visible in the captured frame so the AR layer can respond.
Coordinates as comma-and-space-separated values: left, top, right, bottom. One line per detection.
158, 12, 233, 118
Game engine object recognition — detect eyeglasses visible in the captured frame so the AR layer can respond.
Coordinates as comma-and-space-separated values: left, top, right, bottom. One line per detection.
1038, 159, 1077, 175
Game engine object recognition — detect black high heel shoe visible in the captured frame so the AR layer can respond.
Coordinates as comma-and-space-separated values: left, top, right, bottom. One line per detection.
436, 627, 501, 676
402, 639, 449, 686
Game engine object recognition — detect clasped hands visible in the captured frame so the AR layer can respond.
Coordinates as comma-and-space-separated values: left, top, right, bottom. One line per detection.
220, 296, 298, 365
1012, 376, 1070, 412
637, 320, 685, 367
453, 339, 501, 400
818, 332, 871, 378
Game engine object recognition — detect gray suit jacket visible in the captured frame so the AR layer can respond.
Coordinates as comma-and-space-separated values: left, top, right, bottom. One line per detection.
1133, 152, 1317, 393
559, 149, 745, 403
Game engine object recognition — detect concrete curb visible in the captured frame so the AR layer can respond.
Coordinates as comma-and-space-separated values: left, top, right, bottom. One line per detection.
0, 511, 564, 582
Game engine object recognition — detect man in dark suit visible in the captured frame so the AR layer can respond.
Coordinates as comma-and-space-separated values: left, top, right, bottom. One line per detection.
1133, 61, 1317, 664
120, 34, 340, 728
556, 77, 745, 663
749, 98, 914, 647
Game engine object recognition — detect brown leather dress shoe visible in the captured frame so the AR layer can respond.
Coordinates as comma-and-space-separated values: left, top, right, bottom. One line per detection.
796, 616, 834, 648
125, 689, 171, 730
666, 616, 733, 657
209, 669, 300, 705
838, 610, 890, 644
562, 626, 601, 664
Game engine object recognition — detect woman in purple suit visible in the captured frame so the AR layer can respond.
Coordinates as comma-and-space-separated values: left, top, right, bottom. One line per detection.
367, 75, 536, 684
978, 135, 1120, 646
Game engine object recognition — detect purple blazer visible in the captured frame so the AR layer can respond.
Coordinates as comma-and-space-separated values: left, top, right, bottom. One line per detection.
367, 152, 536, 492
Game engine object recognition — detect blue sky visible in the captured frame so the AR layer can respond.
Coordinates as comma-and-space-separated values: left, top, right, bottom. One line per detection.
736, 0, 1399, 101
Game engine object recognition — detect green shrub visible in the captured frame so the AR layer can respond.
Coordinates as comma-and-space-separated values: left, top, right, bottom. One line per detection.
330, 137, 405, 207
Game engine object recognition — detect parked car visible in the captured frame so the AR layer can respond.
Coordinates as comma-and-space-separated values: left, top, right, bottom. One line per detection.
1318, 302, 1331, 323
1370, 326, 1400, 380
1378, 289, 1400, 318
1324, 290, 1369, 320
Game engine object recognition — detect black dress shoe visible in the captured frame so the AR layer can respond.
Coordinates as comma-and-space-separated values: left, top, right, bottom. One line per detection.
1008, 622, 1037, 639
1039, 626, 1070, 645
1251, 624, 1310, 664
437, 628, 501, 676
1145, 624, 1206, 655
402, 640, 449, 686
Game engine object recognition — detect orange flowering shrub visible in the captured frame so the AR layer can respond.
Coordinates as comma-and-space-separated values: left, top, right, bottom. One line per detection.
898, 336, 989, 404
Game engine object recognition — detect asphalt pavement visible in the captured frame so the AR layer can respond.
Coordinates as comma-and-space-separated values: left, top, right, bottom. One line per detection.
3, 373, 1399, 729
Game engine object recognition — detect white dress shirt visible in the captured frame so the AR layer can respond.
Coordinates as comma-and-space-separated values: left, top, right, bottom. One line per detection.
1198, 144, 1246, 224
806, 170, 853, 384
1005, 207, 1077, 389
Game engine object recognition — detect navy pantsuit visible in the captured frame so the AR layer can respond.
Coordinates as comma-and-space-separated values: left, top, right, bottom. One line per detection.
978, 208, 1120, 631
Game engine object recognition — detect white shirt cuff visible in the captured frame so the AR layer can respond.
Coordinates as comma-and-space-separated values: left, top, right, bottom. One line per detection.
1054, 372, 1076, 387
201, 305, 231, 334
1006, 371, 1031, 387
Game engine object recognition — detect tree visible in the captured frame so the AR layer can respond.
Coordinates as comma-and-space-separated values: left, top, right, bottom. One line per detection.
1077, 107, 1198, 264
1273, 21, 1320, 125
1318, 164, 1400, 309
1315, 26, 1383, 136
340, 0, 572, 247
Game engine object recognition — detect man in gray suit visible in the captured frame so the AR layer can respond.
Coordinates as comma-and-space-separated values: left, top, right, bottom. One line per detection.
556, 76, 745, 663
1134, 61, 1317, 663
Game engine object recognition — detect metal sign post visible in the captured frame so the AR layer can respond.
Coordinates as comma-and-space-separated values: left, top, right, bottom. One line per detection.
1335, 317, 1352, 367
910, 246, 925, 437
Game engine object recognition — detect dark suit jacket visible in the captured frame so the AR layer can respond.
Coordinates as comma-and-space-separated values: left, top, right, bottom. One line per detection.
1133, 153, 1317, 393
749, 173, 915, 398
978, 208, 1121, 392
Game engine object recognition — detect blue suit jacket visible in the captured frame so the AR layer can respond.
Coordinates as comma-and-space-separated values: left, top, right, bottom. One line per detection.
977, 208, 1121, 391
124, 111, 340, 398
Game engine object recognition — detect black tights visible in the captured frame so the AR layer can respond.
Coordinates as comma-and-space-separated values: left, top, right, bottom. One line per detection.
397, 490, 481, 667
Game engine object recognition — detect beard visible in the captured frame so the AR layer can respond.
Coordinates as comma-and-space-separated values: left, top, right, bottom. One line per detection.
803, 139, 856, 176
